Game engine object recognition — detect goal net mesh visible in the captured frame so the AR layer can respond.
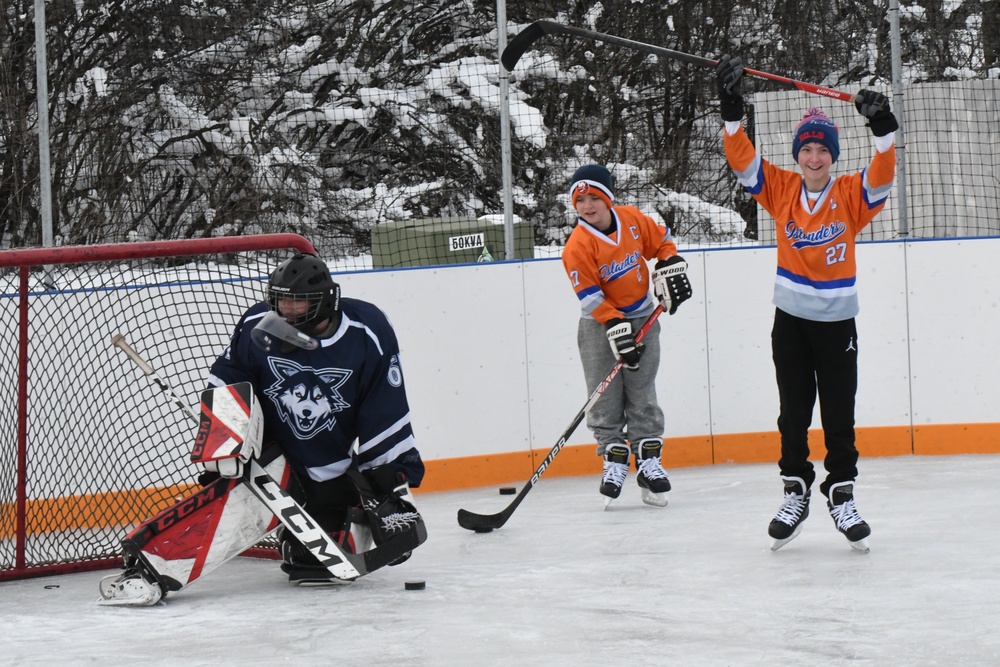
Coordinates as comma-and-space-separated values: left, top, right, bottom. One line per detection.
0, 236, 312, 579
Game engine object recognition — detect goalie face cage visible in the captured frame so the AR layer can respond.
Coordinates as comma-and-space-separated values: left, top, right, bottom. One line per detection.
0, 234, 315, 582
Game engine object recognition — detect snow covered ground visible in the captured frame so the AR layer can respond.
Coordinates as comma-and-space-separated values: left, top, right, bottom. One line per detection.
2, 453, 998, 666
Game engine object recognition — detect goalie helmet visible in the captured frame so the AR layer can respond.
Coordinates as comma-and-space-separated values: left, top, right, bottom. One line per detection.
266, 253, 341, 333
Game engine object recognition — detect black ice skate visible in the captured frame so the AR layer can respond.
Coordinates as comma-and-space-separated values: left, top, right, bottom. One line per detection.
827, 481, 871, 553
600, 444, 630, 508
279, 526, 358, 586
769, 476, 811, 551
635, 439, 671, 507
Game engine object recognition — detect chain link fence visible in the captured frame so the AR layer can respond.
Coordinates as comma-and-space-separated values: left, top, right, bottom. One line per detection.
2, 1, 999, 269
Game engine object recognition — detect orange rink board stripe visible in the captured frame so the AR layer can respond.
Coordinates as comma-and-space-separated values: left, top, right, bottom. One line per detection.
3, 423, 997, 536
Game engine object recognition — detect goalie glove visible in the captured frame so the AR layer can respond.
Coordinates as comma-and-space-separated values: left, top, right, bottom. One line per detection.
606, 318, 643, 371
652, 255, 693, 315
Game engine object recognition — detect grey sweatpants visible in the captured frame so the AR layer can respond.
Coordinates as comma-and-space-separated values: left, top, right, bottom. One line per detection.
577, 316, 664, 456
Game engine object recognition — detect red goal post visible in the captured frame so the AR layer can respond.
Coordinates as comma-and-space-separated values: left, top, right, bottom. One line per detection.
0, 234, 315, 581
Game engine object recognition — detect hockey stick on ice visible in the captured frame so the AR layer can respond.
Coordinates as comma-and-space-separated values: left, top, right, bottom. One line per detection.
109, 334, 425, 582
502, 20, 857, 104
456, 304, 665, 532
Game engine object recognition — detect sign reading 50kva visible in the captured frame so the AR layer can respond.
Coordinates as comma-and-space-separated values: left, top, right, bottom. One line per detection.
449, 233, 485, 251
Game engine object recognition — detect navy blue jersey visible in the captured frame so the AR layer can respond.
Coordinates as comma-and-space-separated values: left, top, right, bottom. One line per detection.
208, 298, 424, 487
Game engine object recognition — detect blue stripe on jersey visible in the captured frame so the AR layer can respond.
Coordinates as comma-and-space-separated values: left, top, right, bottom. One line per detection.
619, 294, 653, 314
861, 166, 894, 209
776, 266, 856, 290
774, 268, 859, 321
735, 153, 764, 195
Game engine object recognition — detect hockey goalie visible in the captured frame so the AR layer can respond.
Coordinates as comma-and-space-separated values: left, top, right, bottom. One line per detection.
99, 253, 428, 605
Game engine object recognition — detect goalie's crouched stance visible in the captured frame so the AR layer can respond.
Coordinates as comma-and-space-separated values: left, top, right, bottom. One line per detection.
98, 383, 426, 605
279, 466, 424, 585
101, 253, 429, 605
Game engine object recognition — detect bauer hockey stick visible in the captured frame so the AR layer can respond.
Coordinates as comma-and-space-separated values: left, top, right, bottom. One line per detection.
457, 304, 665, 532
502, 20, 857, 104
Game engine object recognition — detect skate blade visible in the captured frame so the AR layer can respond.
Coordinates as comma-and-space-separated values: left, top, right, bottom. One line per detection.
849, 537, 871, 554
294, 577, 355, 587
770, 525, 804, 552
602, 495, 618, 510
640, 488, 668, 507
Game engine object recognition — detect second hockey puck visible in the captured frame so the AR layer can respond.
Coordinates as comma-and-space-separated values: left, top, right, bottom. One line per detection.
474, 527, 493, 533
404, 580, 426, 591
499, 486, 516, 495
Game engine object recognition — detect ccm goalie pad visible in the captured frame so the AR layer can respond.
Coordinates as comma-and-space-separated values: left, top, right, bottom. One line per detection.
97, 445, 291, 607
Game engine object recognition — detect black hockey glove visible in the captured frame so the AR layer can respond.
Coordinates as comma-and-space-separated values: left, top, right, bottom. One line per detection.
606, 318, 643, 371
716, 54, 745, 122
855, 89, 898, 137
652, 255, 693, 315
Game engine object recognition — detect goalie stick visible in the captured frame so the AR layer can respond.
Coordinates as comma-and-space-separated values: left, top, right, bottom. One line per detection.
502, 20, 857, 104
456, 305, 664, 532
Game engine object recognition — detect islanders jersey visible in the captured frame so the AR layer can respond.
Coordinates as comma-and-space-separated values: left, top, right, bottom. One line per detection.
562, 205, 679, 324
207, 298, 424, 487
724, 125, 896, 321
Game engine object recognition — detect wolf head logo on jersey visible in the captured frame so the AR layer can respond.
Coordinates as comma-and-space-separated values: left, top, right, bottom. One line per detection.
264, 358, 352, 439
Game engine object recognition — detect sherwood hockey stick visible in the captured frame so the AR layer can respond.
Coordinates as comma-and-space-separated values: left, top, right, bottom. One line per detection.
109, 334, 425, 583
502, 20, 857, 104
457, 304, 665, 532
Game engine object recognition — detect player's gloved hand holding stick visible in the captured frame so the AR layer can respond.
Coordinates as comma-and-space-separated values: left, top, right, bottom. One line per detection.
716, 54, 745, 122
606, 318, 643, 371
854, 89, 899, 136
652, 255, 692, 315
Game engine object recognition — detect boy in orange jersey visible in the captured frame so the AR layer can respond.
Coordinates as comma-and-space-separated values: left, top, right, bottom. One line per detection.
561, 164, 692, 507
716, 54, 898, 552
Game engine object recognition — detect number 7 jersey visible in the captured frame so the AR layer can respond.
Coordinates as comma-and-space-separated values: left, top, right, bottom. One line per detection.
724, 126, 896, 322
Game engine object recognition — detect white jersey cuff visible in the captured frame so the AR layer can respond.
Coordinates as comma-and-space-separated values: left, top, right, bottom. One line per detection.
874, 131, 895, 153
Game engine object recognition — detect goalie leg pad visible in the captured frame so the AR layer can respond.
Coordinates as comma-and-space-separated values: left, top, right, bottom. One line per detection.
96, 448, 293, 605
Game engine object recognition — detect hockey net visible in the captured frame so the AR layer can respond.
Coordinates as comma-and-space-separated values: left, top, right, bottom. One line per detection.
0, 234, 315, 581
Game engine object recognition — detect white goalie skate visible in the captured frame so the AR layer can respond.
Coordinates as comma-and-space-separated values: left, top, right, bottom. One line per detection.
97, 571, 163, 607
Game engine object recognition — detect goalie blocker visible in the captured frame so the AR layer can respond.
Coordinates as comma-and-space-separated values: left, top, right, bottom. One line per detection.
98, 383, 427, 606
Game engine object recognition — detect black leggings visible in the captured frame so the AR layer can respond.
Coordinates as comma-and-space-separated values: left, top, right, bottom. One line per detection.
771, 308, 859, 497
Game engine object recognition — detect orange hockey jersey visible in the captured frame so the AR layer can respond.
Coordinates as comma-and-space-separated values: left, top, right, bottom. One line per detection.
562, 206, 678, 325
724, 126, 896, 321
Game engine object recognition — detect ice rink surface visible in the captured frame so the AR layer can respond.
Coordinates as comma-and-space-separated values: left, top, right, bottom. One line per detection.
2, 453, 998, 666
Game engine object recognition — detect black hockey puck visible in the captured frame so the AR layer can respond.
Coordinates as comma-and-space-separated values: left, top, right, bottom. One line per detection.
474, 527, 493, 533
499, 486, 516, 495
404, 580, 426, 591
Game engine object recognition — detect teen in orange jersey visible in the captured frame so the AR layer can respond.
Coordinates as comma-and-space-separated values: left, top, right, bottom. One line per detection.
716, 54, 898, 553
561, 164, 692, 508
